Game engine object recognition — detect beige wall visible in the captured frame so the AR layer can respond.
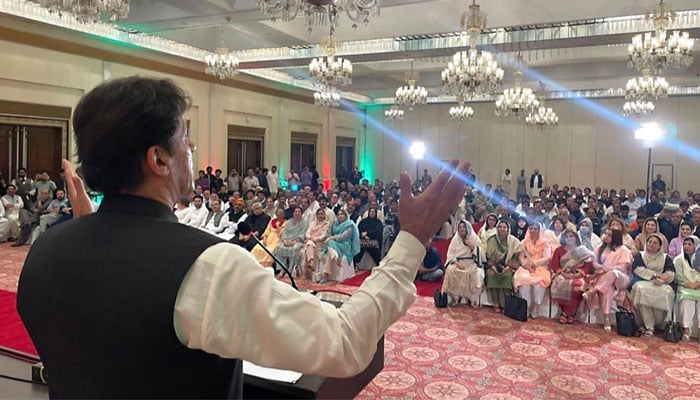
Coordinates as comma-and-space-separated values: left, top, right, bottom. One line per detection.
368, 96, 700, 194
0, 39, 362, 187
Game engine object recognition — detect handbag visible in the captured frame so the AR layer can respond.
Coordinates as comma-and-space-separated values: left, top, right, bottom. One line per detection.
504, 294, 528, 322
433, 289, 448, 308
664, 309, 683, 343
615, 309, 638, 337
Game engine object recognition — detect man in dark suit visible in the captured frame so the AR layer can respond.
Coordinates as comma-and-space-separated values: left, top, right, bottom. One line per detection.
17, 75, 472, 399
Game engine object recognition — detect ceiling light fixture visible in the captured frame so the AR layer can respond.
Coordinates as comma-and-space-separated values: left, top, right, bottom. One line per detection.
309, 33, 352, 88
625, 73, 669, 101
449, 99, 474, 123
441, 0, 504, 99
628, 0, 695, 74
495, 66, 539, 119
525, 82, 558, 129
205, 42, 240, 80
32, 0, 129, 24
256, 0, 381, 33
314, 87, 341, 107
623, 100, 655, 118
395, 60, 428, 110
384, 104, 405, 120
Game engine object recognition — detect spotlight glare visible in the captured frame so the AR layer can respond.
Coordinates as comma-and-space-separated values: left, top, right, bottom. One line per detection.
409, 142, 426, 160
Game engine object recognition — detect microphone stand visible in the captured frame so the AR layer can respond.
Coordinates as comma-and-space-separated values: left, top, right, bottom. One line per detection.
249, 234, 299, 291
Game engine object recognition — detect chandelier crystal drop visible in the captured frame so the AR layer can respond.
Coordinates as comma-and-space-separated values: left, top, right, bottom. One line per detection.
205, 43, 240, 80
314, 87, 341, 107
623, 100, 655, 118
625, 74, 668, 101
32, 0, 130, 23
441, 0, 503, 98
627, 0, 695, 73
384, 105, 404, 120
494, 70, 539, 118
395, 61, 428, 110
256, 0, 382, 33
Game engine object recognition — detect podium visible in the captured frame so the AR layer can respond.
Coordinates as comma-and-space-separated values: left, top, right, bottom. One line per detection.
243, 337, 384, 399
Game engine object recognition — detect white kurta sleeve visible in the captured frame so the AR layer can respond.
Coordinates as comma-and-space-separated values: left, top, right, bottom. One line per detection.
174, 231, 423, 377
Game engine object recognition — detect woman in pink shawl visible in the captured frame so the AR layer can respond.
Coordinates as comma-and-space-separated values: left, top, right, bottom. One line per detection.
514, 222, 552, 319
583, 228, 633, 331
302, 208, 331, 280
668, 221, 693, 259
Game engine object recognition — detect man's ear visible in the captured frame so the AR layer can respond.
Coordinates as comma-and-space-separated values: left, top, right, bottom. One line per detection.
145, 146, 171, 177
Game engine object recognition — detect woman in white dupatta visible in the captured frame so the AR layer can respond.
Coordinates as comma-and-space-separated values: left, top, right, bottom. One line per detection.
441, 220, 485, 307
673, 236, 700, 342
630, 233, 675, 336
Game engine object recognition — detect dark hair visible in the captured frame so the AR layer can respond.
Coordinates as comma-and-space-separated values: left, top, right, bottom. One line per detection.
7, 184, 16, 190
73, 77, 190, 195
598, 229, 623, 262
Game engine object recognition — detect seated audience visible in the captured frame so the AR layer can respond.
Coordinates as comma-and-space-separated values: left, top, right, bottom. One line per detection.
485, 220, 520, 312
629, 233, 675, 336
1, 184, 23, 240
550, 230, 593, 324
301, 208, 331, 279
478, 213, 498, 244
320, 209, 360, 283
634, 217, 668, 253
440, 220, 485, 307
577, 217, 601, 251
514, 223, 552, 319
673, 236, 700, 342
174, 198, 191, 224
583, 229, 633, 331
355, 207, 383, 269
416, 242, 444, 282
273, 206, 307, 275
668, 221, 694, 260
251, 207, 286, 268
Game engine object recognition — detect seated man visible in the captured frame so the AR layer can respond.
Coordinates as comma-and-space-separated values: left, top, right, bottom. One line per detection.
39, 189, 69, 234
416, 242, 444, 282
1, 184, 23, 240
0, 200, 9, 242
201, 199, 230, 235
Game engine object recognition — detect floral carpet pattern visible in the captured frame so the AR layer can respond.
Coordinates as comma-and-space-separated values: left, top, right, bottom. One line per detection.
3, 243, 700, 399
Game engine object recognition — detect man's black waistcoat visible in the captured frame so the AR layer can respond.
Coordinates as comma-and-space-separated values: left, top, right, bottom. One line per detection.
17, 194, 241, 398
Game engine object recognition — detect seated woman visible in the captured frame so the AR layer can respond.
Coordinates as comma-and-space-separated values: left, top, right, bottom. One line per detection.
630, 233, 676, 337
514, 223, 553, 319
511, 216, 529, 241
273, 206, 308, 276
634, 217, 668, 254
543, 217, 566, 250
583, 229, 633, 331
478, 213, 498, 245
355, 207, 384, 269
577, 217, 601, 251
550, 230, 593, 324
605, 217, 637, 255
441, 220, 485, 307
321, 209, 360, 283
673, 236, 700, 342
251, 207, 286, 268
668, 221, 694, 260
301, 208, 331, 280
485, 220, 521, 313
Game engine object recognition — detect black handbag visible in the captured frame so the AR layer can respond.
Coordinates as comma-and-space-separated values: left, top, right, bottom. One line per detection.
433, 289, 448, 308
664, 309, 683, 343
615, 310, 639, 337
504, 294, 528, 322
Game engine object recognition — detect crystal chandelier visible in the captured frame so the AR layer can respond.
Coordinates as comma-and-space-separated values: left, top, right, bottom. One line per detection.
314, 87, 340, 107
441, 0, 504, 99
256, 0, 382, 33
449, 98, 474, 124
628, 0, 695, 74
525, 106, 558, 128
205, 43, 240, 80
32, 0, 130, 23
309, 34, 352, 88
494, 70, 539, 118
623, 100, 655, 118
384, 105, 404, 120
526, 82, 558, 129
625, 74, 668, 101
395, 61, 428, 110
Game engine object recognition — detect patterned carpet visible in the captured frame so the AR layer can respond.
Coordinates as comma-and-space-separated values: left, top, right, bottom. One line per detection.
3, 243, 700, 399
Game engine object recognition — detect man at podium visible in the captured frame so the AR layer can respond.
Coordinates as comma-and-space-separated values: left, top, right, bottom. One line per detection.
17, 77, 471, 398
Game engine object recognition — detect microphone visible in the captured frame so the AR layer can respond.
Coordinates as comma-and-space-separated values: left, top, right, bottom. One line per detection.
238, 222, 299, 291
